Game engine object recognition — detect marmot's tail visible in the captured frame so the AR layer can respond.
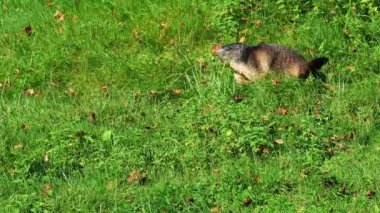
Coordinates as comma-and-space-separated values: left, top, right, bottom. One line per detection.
307, 57, 328, 81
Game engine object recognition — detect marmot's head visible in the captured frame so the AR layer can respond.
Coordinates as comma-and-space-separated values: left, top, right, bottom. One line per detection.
215, 43, 246, 63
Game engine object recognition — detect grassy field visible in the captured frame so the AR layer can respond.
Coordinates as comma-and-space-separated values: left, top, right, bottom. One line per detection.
1, 0, 380, 212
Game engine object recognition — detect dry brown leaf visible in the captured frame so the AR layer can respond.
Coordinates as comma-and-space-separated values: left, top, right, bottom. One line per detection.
23, 26, 32, 36
367, 190, 376, 199
259, 146, 270, 155
100, 85, 108, 93
149, 90, 158, 96
132, 28, 142, 41
160, 22, 170, 30
88, 112, 96, 123
278, 107, 288, 115
172, 89, 183, 95
44, 153, 49, 163
232, 95, 243, 103
68, 87, 76, 95
271, 79, 280, 86
47, 2, 55, 7
324, 83, 336, 91
21, 123, 30, 131
274, 139, 284, 145
43, 183, 53, 196
243, 197, 253, 207
342, 27, 350, 36
313, 107, 320, 116
169, 39, 175, 45
14, 144, 23, 150
326, 147, 334, 156
210, 205, 223, 213
196, 58, 206, 69
127, 170, 147, 184
124, 194, 134, 202
54, 10, 65, 21
212, 169, 220, 175
106, 181, 115, 190
337, 143, 345, 150
253, 19, 261, 27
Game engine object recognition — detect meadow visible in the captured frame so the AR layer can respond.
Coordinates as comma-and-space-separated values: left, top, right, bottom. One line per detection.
0, 0, 379, 212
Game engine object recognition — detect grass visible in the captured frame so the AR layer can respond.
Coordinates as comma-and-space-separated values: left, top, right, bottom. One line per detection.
1, 0, 380, 212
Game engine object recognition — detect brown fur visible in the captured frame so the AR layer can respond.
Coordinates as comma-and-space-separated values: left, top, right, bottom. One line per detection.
216, 43, 328, 83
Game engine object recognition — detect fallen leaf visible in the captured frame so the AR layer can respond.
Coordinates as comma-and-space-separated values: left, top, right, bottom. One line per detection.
337, 143, 345, 150
243, 197, 252, 207
149, 90, 158, 96
54, 10, 65, 21
313, 107, 320, 116
259, 146, 270, 155
124, 194, 134, 202
212, 169, 220, 175
132, 28, 142, 41
278, 107, 288, 115
210, 205, 223, 213
239, 36, 246, 43
21, 123, 30, 131
316, 101, 322, 106
211, 44, 222, 54
185, 197, 195, 205
47, 2, 54, 7
367, 190, 376, 199
253, 19, 261, 27
326, 147, 334, 156
44, 153, 49, 163
240, 28, 249, 35
23, 26, 33, 36
324, 83, 336, 91
106, 181, 115, 190
271, 79, 280, 86
274, 139, 284, 145
172, 89, 183, 95
196, 58, 206, 69
342, 27, 350, 36
88, 112, 96, 123
43, 183, 53, 196
14, 144, 23, 150
169, 39, 175, 45
347, 66, 354, 71
232, 95, 243, 103
68, 87, 76, 95
127, 170, 147, 184
160, 22, 170, 30
100, 85, 108, 93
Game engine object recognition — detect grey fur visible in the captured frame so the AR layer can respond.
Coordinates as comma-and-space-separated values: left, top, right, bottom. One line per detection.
216, 43, 328, 83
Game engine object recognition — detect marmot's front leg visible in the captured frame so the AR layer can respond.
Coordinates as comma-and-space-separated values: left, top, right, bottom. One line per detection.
234, 73, 249, 84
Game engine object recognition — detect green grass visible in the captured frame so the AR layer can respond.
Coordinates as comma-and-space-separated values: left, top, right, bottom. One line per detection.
1, 0, 380, 212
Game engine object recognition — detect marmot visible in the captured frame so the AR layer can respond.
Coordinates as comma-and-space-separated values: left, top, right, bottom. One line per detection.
213, 43, 328, 84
